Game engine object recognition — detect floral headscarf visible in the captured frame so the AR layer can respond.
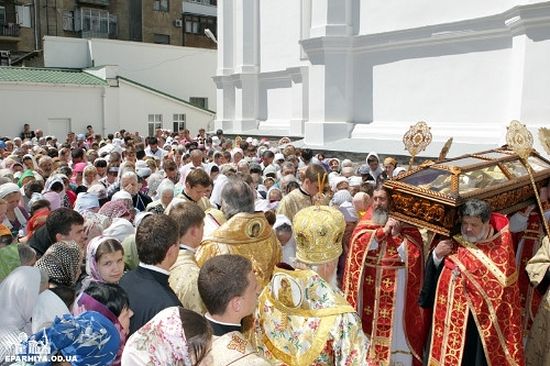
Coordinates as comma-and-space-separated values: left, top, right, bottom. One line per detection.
121, 306, 192, 366
35, 241, 82, 287
98, 200, 132, 220
19, 311, 120, 366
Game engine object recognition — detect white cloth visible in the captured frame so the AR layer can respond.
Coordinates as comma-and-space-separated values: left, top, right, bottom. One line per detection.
74, 192, 100, 214
144, 146, 166, 159
209, 174, 229, 209
0, 266, 41, 334
103, 218, 135, 243
112, 190, 133, 202
154, 179, 175, 201
0, 182, 20, 199
31, 289, 70, 333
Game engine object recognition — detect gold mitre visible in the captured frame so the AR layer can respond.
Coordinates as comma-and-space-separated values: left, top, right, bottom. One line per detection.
293, 206, 345, 264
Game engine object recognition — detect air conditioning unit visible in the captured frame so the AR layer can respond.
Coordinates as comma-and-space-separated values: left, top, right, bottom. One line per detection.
0, 50, 11, 66
174, 19, 183, 28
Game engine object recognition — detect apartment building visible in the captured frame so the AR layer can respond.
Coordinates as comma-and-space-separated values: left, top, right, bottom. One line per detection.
0, 0, 216, 65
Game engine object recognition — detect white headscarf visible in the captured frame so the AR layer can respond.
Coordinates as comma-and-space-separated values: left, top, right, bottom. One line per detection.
154, 179, 175, 201
0, 182, 27, 232
112, 190, 133, 202
0, 266, 42, 334
103, 218, 135, 243
31, 289, 71, 333
74, 192, 100, 214
0, 182, 20, 199
43, 174, 65, 194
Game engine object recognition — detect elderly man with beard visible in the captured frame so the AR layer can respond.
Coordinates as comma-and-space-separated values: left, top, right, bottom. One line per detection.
419, 199, 524, 366
255, 205, 368, 365
342, 184, 426, 366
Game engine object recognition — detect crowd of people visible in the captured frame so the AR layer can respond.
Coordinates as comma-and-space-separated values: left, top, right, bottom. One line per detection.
0, 123, 548, 366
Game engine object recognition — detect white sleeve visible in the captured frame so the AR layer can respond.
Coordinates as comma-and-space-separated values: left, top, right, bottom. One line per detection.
397, 240, 407, 262
432, 250, 444, 267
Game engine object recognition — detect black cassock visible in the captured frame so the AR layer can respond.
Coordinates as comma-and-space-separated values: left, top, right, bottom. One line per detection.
418, 253, 488, 366
120, 265, 182, 335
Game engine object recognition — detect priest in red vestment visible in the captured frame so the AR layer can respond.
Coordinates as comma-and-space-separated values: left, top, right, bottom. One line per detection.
420, 198, 524, 366
509, 203, 550, 336
342, 184, 427, 366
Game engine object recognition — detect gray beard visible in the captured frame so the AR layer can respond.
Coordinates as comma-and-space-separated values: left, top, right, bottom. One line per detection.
461, 226, 489, 243
372, 207, 389, 226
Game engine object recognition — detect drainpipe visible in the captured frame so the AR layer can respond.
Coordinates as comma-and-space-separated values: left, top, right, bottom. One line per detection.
33, 0, 40, 50
102, 88, 107, 136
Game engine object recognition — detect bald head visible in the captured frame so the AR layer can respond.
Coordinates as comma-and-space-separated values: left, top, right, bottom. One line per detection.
353, 192, 371, 212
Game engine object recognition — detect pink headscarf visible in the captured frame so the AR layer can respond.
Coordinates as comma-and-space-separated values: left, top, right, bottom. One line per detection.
98, 200, 132, 220
85, 236, 120, 283
71, 162, 87, 184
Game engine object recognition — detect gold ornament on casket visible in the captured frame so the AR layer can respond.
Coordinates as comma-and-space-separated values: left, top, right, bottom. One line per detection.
539, 127, 550, 156
438, 138, 453, 162
403, 121, 432, 170
506, 121, 549, 237
384, 143, 550, 236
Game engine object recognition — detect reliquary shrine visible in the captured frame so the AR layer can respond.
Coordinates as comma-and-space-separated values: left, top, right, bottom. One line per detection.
384, 148, 550, 236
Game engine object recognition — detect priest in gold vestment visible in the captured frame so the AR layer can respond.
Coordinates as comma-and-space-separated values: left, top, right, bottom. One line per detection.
195, 177, 281, 288
167, 201, 207, 314
255, 205, 369, 366
277, 164, 327, 222
525, 235, 550, 366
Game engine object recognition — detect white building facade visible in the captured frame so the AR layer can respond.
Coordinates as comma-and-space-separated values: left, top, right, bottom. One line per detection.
43, 36, 217, 112
0, 66, 215, 139
214, 0, 550, 156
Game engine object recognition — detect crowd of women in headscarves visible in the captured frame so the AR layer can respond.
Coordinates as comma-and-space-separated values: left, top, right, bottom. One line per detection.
0, 126, 405, 365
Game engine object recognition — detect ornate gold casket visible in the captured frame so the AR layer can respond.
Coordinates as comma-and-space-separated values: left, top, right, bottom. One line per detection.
384, 148, 550, 236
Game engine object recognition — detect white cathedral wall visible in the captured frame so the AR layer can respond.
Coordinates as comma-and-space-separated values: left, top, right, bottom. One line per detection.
359, 0, 524, 35
259, 0, 303, 73
216, 0, 550, 156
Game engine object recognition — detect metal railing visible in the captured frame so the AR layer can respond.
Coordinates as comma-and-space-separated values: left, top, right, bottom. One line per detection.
0, 23, 21, 37
77, 0, 110, 6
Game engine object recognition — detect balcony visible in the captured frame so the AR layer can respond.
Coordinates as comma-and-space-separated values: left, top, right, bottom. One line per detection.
182, 0, 217, 17
78, 0, 110, 6
0, 23, 20, 42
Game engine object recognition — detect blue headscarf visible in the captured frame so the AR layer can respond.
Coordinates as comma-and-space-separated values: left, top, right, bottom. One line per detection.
20, 311, 120, 366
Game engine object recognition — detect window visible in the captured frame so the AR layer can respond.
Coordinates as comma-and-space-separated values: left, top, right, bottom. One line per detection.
0, 6, 5, 26
148, 114, 163, 136
63, 11, 74, 31
153, 33, 170, 44
184, 15, 216, 35
173, 114, 186, 132
190, 97, 208, 110
76, 8, 116, 38
153, 0, 169, 12
16, 6, 32, 28
185, 16, 199, 34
